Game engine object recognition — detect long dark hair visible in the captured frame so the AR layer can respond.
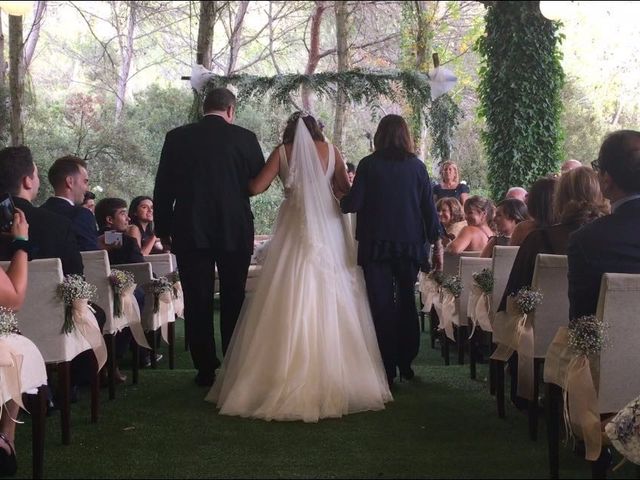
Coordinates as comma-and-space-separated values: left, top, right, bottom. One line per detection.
282, 112, 325, 144
128, 195, 154, 237
527, 176, 558, 227
373, 114, 414, 158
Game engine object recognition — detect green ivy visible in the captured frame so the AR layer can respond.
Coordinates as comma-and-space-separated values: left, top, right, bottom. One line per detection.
476, 1, 565, 200
194, 69, 460, 163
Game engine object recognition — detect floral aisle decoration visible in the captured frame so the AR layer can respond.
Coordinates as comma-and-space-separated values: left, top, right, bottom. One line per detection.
564, 315, 608, 461
0, 307, 19, 337
57, 274, 106, 370
606, 395, 640, 467
467, 268, 494, 337
109, 269, 135, 318
148, 277, 174, 314
436, 275, 462, 342
57, 274, 96, 334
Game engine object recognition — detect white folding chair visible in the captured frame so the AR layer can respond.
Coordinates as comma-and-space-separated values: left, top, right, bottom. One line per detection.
547, 272, 640, 478
1, 258, 97, 445
459, 256, 492, 379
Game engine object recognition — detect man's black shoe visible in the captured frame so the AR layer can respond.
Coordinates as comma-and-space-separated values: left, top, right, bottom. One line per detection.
194, 372, 215, 387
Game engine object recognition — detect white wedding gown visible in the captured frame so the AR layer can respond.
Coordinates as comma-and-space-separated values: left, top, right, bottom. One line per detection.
205, 120, 392, 422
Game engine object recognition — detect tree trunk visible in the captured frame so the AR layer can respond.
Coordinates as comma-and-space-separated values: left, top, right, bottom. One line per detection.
196, 0, 217, 70
332, 1, 349, 150
0, 9, 6, 144
9, 14, 24, 146
226, 1, 249, 75
302, 2, 328, 110
115, 1, 137, 122
412, 0, 432, 158
23, 1, 47, 72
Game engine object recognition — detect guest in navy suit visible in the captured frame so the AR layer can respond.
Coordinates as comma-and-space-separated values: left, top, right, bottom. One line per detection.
41, 155, 99, 251
568, 130, 640, 319
340, 114, 442, 386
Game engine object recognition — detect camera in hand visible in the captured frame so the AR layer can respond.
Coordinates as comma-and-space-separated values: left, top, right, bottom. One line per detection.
0, 193, 16, 233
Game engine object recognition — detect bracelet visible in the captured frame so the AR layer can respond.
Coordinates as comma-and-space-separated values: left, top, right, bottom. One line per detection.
9, 239, 32, 255
12, 235, 28, 242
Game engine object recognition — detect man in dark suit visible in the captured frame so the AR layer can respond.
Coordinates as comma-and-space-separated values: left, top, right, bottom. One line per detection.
41, 155, 99, 251
154, 88, 265, 387
568, 130, 640, 319
340, 114, 442, 387
0, 147, 83, 276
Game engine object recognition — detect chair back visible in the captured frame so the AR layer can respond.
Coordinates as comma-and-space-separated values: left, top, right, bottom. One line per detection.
143, 254, 175, 277
490, 246, 519, 319
459, 257, 493, 322
530, 254, 569, 358
81, 250, 124, 334
443, 251, 481, 277
0, 258, 91, 363
595, 273, 640, 413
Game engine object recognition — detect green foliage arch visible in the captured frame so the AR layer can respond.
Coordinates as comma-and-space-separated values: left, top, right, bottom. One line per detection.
476, 1, 565, 200
194, 69, 460, 163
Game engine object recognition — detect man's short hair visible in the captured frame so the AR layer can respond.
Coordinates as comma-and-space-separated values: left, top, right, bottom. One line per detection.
0, 146, 35, 196
83, 191, 96, 203
598, 130, 640, 193
48, 155, 87, 190
95, 197, 127, 230
346, 162, 356, 173
203, 88, 236, 113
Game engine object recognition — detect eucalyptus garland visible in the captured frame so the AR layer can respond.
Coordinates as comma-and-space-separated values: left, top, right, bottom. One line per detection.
193, 69, 460, 163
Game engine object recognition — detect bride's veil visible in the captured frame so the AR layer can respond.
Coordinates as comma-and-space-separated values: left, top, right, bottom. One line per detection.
282, 117, 350, 272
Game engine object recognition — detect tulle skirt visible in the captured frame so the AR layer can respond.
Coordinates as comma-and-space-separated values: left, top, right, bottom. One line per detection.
205, 198, 392, 422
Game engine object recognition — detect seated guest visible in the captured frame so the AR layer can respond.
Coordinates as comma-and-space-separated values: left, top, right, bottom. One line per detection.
95, 197, 161, 368
569, 130, 640, 320
41, 155, 99, 251
0, 146, 82, 275
126, 196, 163, 256
505, 186, 528, 203
0, 207, 31, 475
481, 198, 528, 258
95, 198, 144, 265
436, 197, 467, 247
446, 196, 495, 253
561, 158, 582, 175
346, 162, 356, 185
509, 176, 557, 246
433, 161, 470, 205
498, 166, 608, 408
82, 191, 96, 213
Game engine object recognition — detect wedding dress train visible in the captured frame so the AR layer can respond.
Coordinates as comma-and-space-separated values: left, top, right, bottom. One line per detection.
205, 119, 392, 422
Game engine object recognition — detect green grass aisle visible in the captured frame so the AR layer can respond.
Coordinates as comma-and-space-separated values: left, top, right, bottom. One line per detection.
14, 320, 638, 478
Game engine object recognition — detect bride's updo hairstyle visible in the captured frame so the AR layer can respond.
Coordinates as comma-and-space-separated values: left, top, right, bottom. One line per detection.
373, 114, 415, 159
282, 112, 325, 144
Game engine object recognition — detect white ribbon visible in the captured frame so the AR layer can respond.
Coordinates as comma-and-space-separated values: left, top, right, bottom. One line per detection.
120, 284, 150, 349
435, 289, 457, 342
156, 291, 175, 345
71, 299, 107, 370
418, 273, 440, 312
467, 284, 492, 337
172, 281, 184, 318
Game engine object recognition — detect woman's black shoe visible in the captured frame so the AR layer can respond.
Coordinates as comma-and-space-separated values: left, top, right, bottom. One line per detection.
0, 432, 17, 476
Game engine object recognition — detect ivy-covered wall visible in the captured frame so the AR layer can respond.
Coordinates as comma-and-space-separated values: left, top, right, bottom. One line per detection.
476, 1, 565, 200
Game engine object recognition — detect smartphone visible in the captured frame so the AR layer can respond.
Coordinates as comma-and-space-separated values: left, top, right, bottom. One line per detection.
104, 230, 123, 246
0, 193, 15, 233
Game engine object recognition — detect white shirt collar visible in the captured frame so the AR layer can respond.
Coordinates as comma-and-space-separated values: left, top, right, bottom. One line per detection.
54, 196, 75, 206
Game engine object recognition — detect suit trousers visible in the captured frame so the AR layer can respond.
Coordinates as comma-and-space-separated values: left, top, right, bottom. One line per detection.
176, 249, 251, 376
362, 259, 420, 381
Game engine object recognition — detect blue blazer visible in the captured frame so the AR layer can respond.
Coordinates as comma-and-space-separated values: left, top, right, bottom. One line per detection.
568, 197, 640, 319
340, 148, 441, 266
40, 197, 99, 252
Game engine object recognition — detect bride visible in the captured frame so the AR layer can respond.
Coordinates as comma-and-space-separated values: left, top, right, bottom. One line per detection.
205, 112, 392, 422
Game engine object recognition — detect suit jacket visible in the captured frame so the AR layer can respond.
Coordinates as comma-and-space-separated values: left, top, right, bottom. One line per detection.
153, 115, 265, 253
0, 196, 84, 275
40, 197, 99, 251
568, 197, 640, 319
340, 148, 441, 266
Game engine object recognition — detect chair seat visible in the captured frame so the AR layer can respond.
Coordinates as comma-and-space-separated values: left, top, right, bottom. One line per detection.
0, 334, 47, 403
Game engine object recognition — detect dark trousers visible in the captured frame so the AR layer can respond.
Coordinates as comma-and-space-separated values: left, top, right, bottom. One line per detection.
176, 249, 251, 376
362, 259, 420, 381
